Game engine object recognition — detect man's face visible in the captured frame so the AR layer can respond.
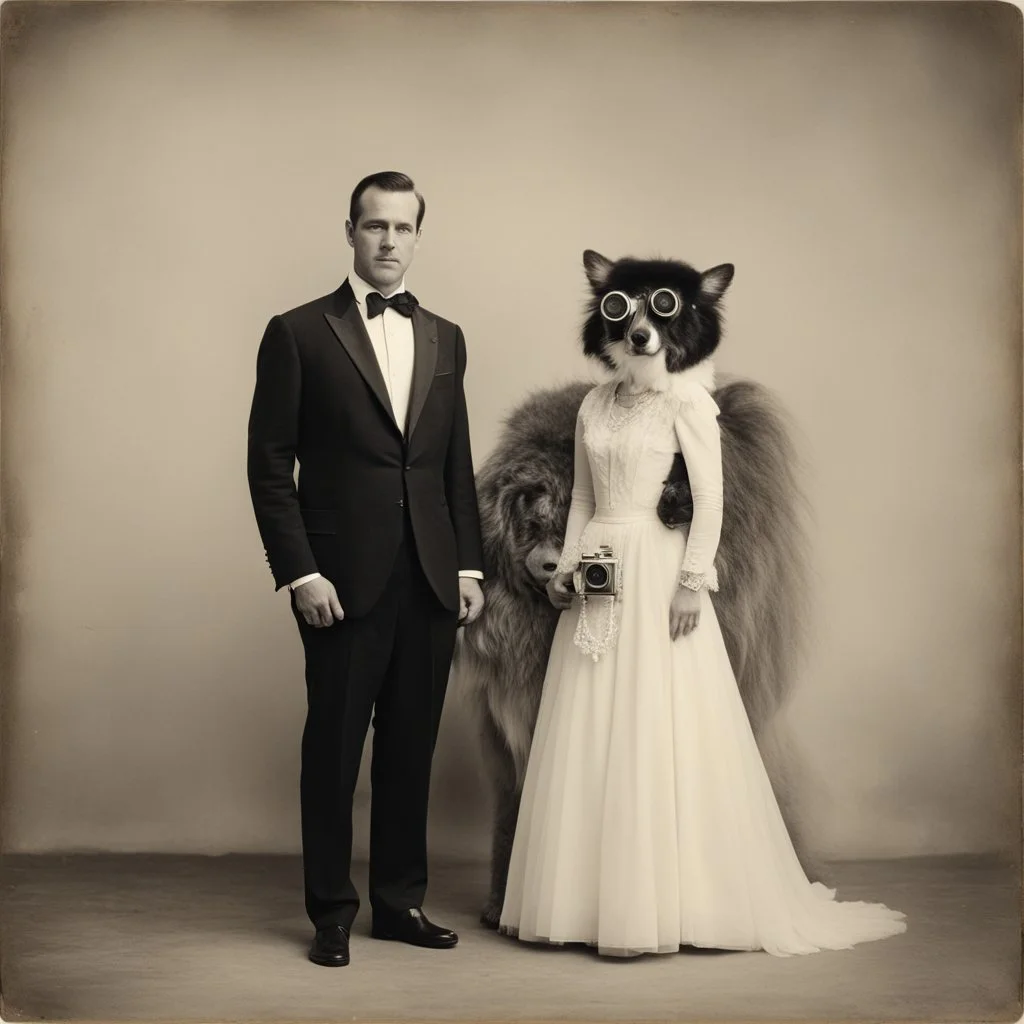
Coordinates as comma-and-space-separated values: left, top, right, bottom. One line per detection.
346, 186, 421, 294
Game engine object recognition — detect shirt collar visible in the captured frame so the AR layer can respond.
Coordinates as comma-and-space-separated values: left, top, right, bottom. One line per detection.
348, 270, 407, 306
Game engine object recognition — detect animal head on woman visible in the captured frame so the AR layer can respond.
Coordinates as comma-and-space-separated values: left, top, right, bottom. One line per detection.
580, 250, 734, 389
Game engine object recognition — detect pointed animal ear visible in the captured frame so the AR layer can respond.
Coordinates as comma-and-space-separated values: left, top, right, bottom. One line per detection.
583, 250, 614, 291
699, 264, 735, 303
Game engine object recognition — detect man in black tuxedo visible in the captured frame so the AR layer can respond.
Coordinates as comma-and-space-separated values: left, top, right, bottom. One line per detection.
247, 171, 485, 967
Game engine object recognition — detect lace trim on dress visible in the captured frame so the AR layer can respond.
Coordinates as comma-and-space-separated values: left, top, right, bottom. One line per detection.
605, 386, 661, 433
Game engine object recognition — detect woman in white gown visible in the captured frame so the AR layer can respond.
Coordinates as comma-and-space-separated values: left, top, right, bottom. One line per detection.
497, 348, 907, 958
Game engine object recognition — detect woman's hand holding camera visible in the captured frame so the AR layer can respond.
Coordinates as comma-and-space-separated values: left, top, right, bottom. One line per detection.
670, 585, 701, 640
546, 571, 575, 610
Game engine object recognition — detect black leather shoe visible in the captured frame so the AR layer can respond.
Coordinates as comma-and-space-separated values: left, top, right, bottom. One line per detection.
309, 924, 350, 966
371, 907, 458, 948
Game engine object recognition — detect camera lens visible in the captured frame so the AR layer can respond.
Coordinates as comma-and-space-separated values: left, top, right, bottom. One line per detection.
585, 563, 609, 589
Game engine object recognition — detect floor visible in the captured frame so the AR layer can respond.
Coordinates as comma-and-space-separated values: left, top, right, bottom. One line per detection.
0, 852, 1019, 1023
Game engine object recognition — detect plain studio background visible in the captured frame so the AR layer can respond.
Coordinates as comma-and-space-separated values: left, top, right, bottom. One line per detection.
0, 1, 1020, 870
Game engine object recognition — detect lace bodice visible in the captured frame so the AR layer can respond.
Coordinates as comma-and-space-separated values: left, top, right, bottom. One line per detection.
581, 385, 681, 515
555, 368, 724, 589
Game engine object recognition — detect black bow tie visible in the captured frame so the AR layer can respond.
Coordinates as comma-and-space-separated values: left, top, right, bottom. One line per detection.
366, 290, 419, 319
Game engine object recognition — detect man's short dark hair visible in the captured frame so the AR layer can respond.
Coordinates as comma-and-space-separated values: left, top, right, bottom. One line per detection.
349, 171, 426, 230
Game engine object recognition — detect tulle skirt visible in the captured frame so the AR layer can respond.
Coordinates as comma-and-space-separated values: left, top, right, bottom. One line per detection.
498, 513, 906, 957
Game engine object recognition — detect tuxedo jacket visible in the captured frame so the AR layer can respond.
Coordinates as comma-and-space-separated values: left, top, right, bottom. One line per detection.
246, 280, 484, 619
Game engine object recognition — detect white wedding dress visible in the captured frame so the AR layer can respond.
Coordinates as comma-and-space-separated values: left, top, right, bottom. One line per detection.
498, 362, 907, 958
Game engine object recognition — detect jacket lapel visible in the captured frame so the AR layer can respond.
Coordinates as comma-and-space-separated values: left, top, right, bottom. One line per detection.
324, 284, 399, 433
406, 306, 438, 439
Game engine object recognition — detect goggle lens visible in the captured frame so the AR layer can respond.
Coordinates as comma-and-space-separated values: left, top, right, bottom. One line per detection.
650, 288, 681, 317
600, 291, 633, 322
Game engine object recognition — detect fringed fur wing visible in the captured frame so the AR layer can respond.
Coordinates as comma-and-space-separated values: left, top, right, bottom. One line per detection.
713, 374, 811, 730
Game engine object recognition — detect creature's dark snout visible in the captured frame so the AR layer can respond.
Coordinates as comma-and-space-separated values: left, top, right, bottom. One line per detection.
526, 541, 564, 588
630, 329, 650, 345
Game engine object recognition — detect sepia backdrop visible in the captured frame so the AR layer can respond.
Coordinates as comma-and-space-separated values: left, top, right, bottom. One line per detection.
1, 0, 1020, 864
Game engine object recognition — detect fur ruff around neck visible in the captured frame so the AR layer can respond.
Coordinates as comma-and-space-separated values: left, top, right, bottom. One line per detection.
608, 355, 717, 399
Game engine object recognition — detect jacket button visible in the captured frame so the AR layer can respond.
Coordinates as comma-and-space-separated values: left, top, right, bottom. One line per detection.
397, 498, 404, 507
405, 464, 411, 471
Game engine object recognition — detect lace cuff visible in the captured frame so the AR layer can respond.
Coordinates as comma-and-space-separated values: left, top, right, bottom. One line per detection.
554, 538, 583, 576
678, 565, 720, 593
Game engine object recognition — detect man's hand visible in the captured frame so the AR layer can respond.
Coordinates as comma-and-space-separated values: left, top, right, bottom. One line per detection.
546, 572, 575, 610
458, 578, 485, 624
294, 577, 345, 628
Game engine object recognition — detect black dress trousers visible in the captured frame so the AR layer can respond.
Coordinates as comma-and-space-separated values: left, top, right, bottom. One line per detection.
292, 511, 460, 931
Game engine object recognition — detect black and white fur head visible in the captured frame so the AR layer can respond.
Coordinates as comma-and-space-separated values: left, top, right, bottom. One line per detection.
581, 250, 735, 390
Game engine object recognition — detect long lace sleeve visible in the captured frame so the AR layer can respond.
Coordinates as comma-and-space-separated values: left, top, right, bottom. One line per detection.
554, 408, 596, 575
673, 386, 723, 592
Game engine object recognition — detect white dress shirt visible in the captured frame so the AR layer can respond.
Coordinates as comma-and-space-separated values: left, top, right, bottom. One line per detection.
349, 269, 417, 436
289, 271, 483, 592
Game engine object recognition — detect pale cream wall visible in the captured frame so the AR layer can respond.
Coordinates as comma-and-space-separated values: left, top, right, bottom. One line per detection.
1, 1, 1020, 859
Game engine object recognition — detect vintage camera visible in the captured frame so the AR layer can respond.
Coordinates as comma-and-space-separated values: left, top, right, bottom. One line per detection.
573, 545, 621, 597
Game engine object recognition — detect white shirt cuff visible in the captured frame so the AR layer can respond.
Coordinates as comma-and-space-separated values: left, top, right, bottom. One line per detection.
289, 573, 322, 591
458, 570, 484, 580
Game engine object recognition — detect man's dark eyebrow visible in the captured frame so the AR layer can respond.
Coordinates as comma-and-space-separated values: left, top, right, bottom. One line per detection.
363, 217, 414, 229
